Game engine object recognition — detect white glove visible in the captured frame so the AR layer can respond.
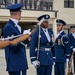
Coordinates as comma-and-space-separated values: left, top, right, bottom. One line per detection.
66, 59, 69, 63
23, 29, 31, 35
73, 48, 75, 52
32, 60, 40, 68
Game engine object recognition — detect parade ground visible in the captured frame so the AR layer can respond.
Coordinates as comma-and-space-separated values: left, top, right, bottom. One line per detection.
0, 48, 36, 75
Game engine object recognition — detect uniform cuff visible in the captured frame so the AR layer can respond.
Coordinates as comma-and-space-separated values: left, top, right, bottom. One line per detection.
66, 54, 70, 59
30, 57, 37, 62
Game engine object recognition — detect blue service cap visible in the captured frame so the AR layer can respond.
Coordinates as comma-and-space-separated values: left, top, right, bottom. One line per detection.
7, 3, 23, 12
70, 26, 75, 29
37, 14, 50, 22
56, 19, 66, 26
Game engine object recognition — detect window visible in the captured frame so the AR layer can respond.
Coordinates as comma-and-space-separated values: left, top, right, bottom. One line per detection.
64, 0, 74, 8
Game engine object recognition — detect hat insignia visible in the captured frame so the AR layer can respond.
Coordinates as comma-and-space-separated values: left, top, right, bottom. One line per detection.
46, 15, 48, 18
58, 19, 60, 22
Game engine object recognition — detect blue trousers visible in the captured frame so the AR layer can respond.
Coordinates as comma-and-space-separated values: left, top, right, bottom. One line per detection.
8, 70, 26, 75
54, 62, 65, 75
37, 65, 52, 75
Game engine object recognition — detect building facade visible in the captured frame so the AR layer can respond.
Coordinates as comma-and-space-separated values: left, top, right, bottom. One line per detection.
0, 0, 75, 35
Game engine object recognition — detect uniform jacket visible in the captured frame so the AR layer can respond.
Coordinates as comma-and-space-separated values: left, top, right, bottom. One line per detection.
68, 33, 75, 47
54, 31, 71, 62
3, 19, 28, 72
30, 28, 54, 66
68, 33, 75, 55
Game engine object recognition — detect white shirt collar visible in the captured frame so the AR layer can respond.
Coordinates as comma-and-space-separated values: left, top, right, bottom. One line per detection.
10, 18, 19, 25
42, 28, 48, 31
72, 32, 75, 38
10, 18, 21, 33
56, 30, 64, 39
58, 30, 64, 34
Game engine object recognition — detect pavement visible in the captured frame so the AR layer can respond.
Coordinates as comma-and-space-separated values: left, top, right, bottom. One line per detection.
0, 48, 36, 75
0, 48, 75, 75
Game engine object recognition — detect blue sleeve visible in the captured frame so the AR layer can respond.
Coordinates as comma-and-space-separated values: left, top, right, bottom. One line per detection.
30, 30, 38, 62
68, 34, 74, 58
48, 29, 55, 60
61, 35, 71, 58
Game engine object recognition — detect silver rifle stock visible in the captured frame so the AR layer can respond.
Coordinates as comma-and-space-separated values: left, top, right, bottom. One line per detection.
37, 18, 44, 60
0, 34, 24, 41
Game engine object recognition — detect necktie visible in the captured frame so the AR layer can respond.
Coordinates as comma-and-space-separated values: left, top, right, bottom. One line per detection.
44, 29, 50, 42
44, 29, 46, 32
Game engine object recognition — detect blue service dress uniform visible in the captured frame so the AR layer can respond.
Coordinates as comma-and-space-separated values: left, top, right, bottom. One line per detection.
68, 32, 75, 73
30, 28, 54, 75
3, 19, 28, 75
54, 30, 71, 75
